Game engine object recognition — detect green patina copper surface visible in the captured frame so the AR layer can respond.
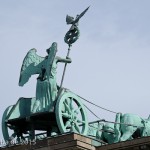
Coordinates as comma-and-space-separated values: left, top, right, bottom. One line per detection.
64, 6, 89, 46
1, 7, 91, 143
55, 89, 88, 135
1, 7, 90, 143
19, 42, 71, 113
2, 106, 13, 141
87, 113, 150, 144
1, 42, 88, 143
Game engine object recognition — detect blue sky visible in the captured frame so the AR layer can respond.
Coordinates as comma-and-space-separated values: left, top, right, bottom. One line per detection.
0, 0, 150, 140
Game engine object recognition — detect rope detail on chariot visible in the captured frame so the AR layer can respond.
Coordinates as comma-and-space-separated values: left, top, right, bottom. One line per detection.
81, 97, 144, 128
78, 95, 118, 114
103, 120, 143, 128
84, 104, 143, 128
85, 104, 140, 127
84, 104, 101, 119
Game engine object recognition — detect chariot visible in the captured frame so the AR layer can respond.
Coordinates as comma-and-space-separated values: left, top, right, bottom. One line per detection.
2, 87, 88, 142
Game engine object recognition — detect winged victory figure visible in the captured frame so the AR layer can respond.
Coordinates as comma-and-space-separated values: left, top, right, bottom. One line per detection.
19, 42, 72, 113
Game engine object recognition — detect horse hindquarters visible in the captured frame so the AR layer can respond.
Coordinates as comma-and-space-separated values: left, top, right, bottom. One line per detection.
120, 114, 142, 141
120, 126, 137, 141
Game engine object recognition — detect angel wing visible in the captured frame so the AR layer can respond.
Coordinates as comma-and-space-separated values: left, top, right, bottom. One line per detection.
74, 6, 90, 24
19, 48, 45, 86
66, 15, 74, 24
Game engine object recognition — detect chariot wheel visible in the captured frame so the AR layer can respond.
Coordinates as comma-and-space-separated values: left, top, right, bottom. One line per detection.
55, 90, 88, 135
2, 106, 13, 142
2, 105, 27, 143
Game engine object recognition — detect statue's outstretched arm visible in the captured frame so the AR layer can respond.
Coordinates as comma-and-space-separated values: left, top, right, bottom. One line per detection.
56, 56, 72, 63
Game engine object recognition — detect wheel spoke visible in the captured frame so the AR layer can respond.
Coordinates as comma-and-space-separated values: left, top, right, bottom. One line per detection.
70, 98, 74, 110
62, 112, 71, 119
56, 93, 88, 136
71, 125, 76, 133
74, 106, 82, 114
65, 121, 71, 129
74, 123, 80, 133
65, 98, 69, 105
63, 101, 71, 114
77, 119, 85, 124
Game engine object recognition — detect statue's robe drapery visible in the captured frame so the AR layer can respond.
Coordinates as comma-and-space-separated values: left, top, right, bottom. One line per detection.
33, 58, 58, 112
